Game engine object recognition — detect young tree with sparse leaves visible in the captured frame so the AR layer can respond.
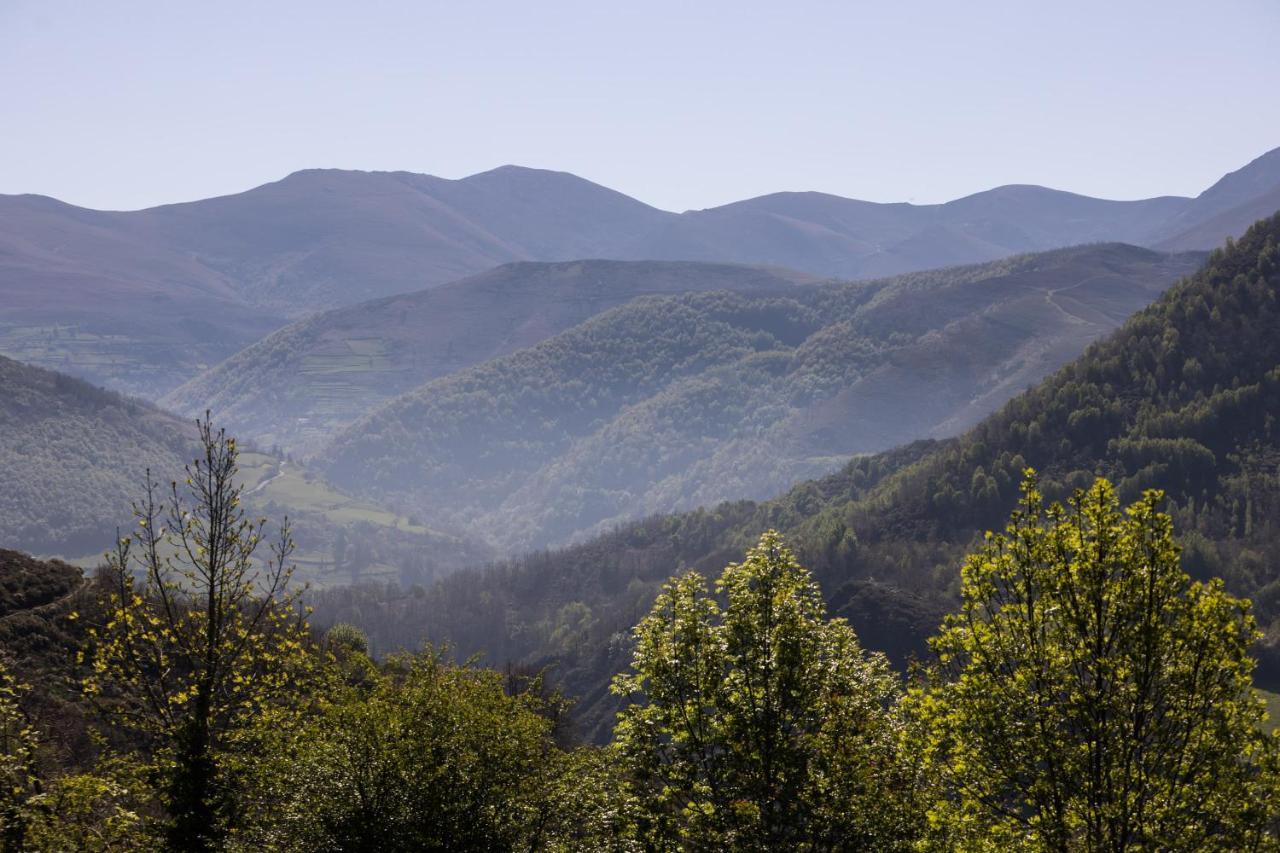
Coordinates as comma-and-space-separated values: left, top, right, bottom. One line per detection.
83, 416, 313, 851
907, 472, 1280, 851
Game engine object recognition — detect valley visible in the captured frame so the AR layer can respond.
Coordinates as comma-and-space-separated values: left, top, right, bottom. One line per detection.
308, 211, 1280, 741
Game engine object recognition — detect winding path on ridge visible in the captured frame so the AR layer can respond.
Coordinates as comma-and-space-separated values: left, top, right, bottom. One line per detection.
0, 576, 91, 625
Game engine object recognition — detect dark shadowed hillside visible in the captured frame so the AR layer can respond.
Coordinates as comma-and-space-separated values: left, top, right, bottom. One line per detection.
3, 147, 1277, 397
310, 213, 1280, 741
316, 244, 1201, 552
161, 260, 818, 452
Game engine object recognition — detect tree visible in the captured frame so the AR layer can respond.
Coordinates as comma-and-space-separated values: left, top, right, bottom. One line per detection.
0, 658, 38, 850
908, 472, 1280, 851
253, 649, 570, 852
0, 651, 159, 853
83, 416, 313, 851
611, 530, 920, 850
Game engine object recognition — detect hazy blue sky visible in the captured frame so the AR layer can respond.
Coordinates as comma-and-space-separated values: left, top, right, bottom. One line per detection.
3, 0, 1278, 212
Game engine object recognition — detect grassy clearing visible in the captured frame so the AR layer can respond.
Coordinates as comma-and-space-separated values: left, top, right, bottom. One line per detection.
243, 453, 429, 536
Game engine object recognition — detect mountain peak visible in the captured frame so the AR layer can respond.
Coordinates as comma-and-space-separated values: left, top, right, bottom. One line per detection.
1194, 145, 1280, 206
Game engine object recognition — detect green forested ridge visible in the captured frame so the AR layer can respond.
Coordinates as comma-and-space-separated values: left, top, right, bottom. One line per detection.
318, 243, 1199, 552
0, 357, 195, 554
0, 355, 488, 581
162, 260, 818, 454
310, 212, 1280, 741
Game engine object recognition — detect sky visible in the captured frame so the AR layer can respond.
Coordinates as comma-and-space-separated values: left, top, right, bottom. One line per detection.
3, 0, 1279, 213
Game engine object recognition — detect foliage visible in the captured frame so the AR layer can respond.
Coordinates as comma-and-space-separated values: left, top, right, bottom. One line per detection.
2, 486, 1280, 848
906, 474, 1280, 850
17, 758, 153, 853
322, 622, 370, 658
0, 658, 38, 849
82, 416, 315, 851
611, 531, 921, 850
247, 649, 576, 852
0, 656, 150, 852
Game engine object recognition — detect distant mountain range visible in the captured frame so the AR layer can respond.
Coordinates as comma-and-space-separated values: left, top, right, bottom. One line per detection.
2, 146, 1278, 396
310, 244, 1201, 551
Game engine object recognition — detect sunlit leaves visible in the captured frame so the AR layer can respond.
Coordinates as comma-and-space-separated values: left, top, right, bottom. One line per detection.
81, 415, 314, 850
906, 472, 1280, 850
611, 531, 920, 850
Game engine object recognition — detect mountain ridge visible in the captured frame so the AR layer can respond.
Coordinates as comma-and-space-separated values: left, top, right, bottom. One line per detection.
0, 353, 489, 582
2, 146, 1277, 397
160, 260, 820, 452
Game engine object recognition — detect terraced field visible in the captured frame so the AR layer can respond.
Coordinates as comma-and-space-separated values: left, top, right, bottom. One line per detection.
0, 324, 186, 397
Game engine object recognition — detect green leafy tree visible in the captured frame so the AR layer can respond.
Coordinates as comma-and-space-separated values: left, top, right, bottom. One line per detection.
0, 661, 149, 852
908, 472, 1280, 851
322, 622, 370, 659
83, 416, 313, 851
18, 757, 152, 853
252, 649, 571, 852
0, 659, 38, 850
611, 530, 920, 850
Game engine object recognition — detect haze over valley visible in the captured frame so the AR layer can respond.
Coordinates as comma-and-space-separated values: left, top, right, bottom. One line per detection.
5, 147, 1277, 558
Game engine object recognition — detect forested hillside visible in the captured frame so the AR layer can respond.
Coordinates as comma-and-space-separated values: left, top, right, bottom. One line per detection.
311, 213, 1280, 740
0, 356, 487, 581
318, 245, 1200, 551
162, 260, 817, 453
0, 356, 195, 554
